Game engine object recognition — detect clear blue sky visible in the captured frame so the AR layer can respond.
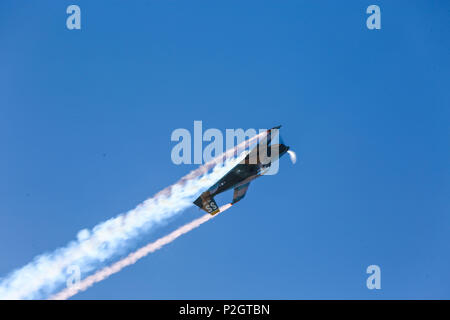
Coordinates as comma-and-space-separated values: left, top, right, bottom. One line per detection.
0, 1, 449, 299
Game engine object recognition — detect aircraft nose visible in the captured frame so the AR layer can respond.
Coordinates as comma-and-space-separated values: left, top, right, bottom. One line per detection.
279, 144, 289, 155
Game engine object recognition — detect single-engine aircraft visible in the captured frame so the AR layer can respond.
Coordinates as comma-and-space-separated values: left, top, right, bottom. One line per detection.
193, 125, 290, 215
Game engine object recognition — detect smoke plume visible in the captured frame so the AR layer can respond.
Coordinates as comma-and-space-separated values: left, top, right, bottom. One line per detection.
50, 203, 233, 300
0, 132, 266, 300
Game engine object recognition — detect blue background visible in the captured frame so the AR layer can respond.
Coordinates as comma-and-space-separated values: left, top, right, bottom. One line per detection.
0, 1, 449, 299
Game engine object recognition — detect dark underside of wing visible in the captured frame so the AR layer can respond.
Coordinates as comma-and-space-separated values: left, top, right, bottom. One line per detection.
232, 182, 250, 204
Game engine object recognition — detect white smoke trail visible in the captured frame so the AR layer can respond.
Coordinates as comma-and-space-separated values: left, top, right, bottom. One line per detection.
0, 159, 239, 300
0, 131, 267, 300
50, 203, 233, 300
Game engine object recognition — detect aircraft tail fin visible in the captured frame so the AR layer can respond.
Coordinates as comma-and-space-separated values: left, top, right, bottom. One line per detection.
193, 193, 220, 215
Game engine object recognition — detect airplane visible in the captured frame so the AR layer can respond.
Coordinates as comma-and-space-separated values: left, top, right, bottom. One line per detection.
193, 125, 290, 215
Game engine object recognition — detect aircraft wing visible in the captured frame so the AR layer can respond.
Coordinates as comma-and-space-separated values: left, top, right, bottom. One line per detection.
232, 182, 250, 204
